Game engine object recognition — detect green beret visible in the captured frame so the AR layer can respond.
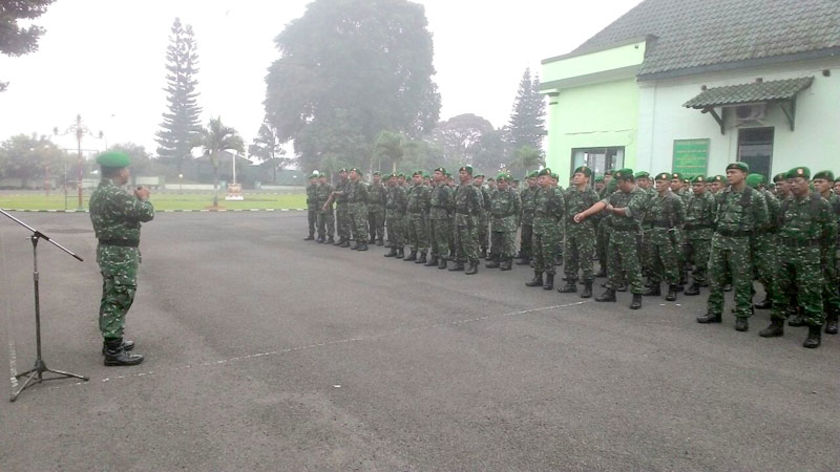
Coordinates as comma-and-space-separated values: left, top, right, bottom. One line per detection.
614, 168, 634, 180
388, 173, 397, 179
309, 173, 319, 179
96, 151, 131, 168
574, 166, 593, 177
691, 175, 707, 184
726, 162, 749, 173
496, 173, 509, 181
434, 167, 446, 174
604, 169, 614, 176
594, 176, 604, 183
474, 173, 485, 179
349, 168, 361, 174
634, 171, 650, 179
550, 173, 559, 180
682, 178, 689, 184
397, 173, 405, 178
373, 171, 381, 176
423, 173, 431, 179
712, 175, 725, 182
412, 170, 423, 177
746, 173, 764, 189
671, 172, 683, 180
528, 170, 539, 179
654, 172, 671, 181
813, 170, 835, 181
339, 168, 348, 173
538, 168, 552, 177
773, 173, 786, 183
785, 166, 810, 179
459, 165, 473, 175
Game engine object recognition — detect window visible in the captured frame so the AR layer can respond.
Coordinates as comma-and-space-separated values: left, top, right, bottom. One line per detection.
737, 127, 773, 178
571, 147, 625, 177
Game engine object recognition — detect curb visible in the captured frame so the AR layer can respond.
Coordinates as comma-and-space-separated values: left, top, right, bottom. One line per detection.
2, 208, 307, 213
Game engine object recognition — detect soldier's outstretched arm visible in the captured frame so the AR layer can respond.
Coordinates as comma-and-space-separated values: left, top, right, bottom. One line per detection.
574, 200, 607, 223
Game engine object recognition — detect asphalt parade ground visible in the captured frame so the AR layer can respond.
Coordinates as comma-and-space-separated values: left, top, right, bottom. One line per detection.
1, 212, 837, 472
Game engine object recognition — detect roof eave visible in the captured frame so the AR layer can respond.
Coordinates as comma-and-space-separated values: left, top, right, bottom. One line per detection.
542, 35, 656, 65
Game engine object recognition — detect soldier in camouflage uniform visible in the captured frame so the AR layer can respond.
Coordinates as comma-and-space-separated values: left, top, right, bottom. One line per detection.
575, 169, 647, 309
558, 166, 599, 298
517, 171, 539, 265
698, 162, 768, 331
332, 169, 351, 247
383, 174, 407, 259
404, 171, 430, 263
642, 173, 686, 301
89, 152, 153, 366
747, 174, 780, 310
759, 167, 837, 348
684, 176, 716, 295
367, 171, 387, 246
812, 170, 840, 334
449, 166, 483, 275
427, 167, 454, 269
304, 173, 319, 240
316, 174, 335, 243
634, 171, 655, 285
525, 168, 565, 290
346, 168, 369, 251
473, 174, 491, 259
670, 173, 691, 287
486, 173, 521, 271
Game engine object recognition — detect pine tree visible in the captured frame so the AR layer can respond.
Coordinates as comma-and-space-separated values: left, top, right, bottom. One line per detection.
507, 68, 545, 154
156, 18, 202, 172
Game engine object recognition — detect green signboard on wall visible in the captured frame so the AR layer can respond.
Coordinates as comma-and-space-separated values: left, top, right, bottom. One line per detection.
672, 139, 709, 178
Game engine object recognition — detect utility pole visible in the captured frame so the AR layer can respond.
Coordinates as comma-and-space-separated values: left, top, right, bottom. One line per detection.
55, 115, 102, 210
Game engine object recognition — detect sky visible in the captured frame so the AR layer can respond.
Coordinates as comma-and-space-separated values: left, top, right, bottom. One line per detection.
0, 0, 642, 159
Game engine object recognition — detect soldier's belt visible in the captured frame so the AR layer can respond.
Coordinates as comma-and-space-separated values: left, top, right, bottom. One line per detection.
715, 229, 751, 238
779, 237, 820, 248
99, 239, 139, 248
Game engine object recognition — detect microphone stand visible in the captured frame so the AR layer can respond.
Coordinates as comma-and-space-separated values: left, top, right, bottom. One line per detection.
1, 208, 89, 401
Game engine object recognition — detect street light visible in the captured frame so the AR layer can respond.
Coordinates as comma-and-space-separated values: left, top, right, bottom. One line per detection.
54, 114, 102, 210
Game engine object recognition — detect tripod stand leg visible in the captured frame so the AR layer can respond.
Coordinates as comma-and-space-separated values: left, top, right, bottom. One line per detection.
10, 371, 40, 402
44, 367, 89, 381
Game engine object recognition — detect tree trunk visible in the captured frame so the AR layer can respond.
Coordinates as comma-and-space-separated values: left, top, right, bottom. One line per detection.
213, 165, 219, 208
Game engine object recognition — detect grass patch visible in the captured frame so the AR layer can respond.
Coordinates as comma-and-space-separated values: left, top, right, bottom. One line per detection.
0, 192, 307, 211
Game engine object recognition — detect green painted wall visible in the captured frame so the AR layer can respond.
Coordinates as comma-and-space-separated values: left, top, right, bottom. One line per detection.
546, 78, 639, 184
542, 40, 647, 86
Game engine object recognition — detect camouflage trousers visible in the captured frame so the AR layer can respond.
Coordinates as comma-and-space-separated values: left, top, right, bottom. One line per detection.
317, 208, 335, 240
453, 214, 479, 263
596, 221, 609, 271
532, 219, 560, 275
490, 230, 516, 260
307, 208, 317, 236
771, 244, 824, 325
519, 222, 533, 258
385, 212, 404, 248
406, 213, 428, 252
97, 245, 139, 340
752, 232, 777, 295
335, 203, 351, 240
368, 205, 385, 242
707, 234, 753, 318
429, 218, 451, 259
478, 211, 489, 251
822, 245, 840, 317
685, 229, 712, 285
564, 224, 595, 282
349, 202, 369, 242
607, 229, 645, 294
644, 228, 680, 285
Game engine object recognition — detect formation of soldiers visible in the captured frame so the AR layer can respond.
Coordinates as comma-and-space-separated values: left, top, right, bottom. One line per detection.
305, 162, 840, 349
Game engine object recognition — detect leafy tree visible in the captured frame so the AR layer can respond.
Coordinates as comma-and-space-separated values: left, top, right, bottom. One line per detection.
248, 121, 288, 183
107, 142, 152, 177
0, 134, 64, 187
400, 138, 441, 173
471, 128, 510, 176
197, 117, 243, 208
426, 113, 494, 168
265, 0, 441, 172
156, 18, 202, 172
372, 130, 404, 173
508, 145, 544, 179
507, 69, 545, 154
0, 0, 54, 92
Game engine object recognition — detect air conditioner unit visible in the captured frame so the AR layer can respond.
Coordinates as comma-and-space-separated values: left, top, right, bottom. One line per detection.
733, 104, 766, 124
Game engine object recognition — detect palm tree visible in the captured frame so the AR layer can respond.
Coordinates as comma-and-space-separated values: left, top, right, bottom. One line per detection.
248, 120, 288, 183
372, 130, 404, 173
197, 117, 244, 208
512, 145, 544, 177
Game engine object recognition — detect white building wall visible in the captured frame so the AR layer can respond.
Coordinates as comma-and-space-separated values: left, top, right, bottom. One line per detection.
637, 57, 840, 177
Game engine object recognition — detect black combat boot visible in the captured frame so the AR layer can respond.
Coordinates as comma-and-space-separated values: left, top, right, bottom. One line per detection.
438, 257, 448, 270
734, 318, 749, 332
616, 283, 628, 292
377, 239, 384, 246
404, 250, 417, 262
384, 247, 397, 257
643, 283, 661, 296
304, 235, 315, 241
327, 237, 335, 244
357, 242, 368, 251
596, 288, 616, 302
525, 272, 543, 287
103, 338, 144, 366
425, 255, 438, 267
825, 310, 838, 335
499, 258, 512, 271
316, 236, 324, 243
449, 260, 465, 271
557, 280, 577, 293
543, 273, 554, 290
416, 251, 427, 264
684, 282, 700, 296
697, 312, 722, 324
754, 296, 772, 310
465, 260, 479, 275
351, 241, 360, 250
516, 256, 531, 265
480, 248, 488, 259
581, 280, 593, 299
485, 257, 500, 269
101, 339, 135, 355
396, 247, 404, 259
629, 294, 642, 310
803, 324, 822, 348
368, 237, 376, 244
759, 318, 785, 337
339, 240, 351, 248
665, 285, 678, 302
788, 310, 806, 327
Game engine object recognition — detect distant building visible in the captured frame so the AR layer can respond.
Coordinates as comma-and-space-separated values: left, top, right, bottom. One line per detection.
540, 0, 840, 183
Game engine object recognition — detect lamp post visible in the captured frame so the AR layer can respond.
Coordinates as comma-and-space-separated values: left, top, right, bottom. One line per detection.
55, 115, 102, 210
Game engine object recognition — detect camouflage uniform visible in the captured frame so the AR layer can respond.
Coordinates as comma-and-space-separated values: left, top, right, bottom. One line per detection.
684, 190, 716, 287
346, 179, 369, 244
334, 179, 351, 242
305, 182, 318, 238
406, 182, 430, 254
819, 191, 840, 325
477, 184, 491, 256
642, 190, 686, 288
428, 182, 454, 261
532, 186, 565, 276
89, 178, 155, 340
489, 187, 521, 262
385, 184, 407, 251
563, 186, 599, 283
603, 186, 647, 294
316, 181, 335, 241
752, 188, 780, 300
367, 181, 387, 243
519, 184, 537, 260
706, 186, 768, 320
453, 183, 483, 264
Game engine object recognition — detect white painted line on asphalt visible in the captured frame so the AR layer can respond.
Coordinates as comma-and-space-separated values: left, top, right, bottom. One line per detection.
40, 302, 590, 393
8, 339, 18, 391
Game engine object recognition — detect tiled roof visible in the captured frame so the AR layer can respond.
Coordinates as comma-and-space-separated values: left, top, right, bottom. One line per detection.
683, 77, 814, 108
572, 0, 840, 78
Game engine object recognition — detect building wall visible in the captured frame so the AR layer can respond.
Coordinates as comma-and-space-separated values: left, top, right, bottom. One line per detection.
637, 57, 840, 177
546, 78, 639, 184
